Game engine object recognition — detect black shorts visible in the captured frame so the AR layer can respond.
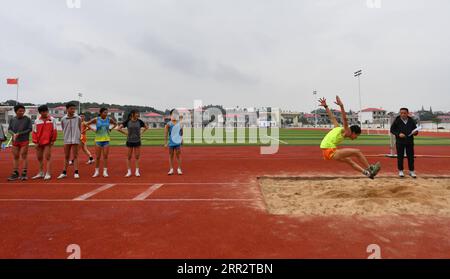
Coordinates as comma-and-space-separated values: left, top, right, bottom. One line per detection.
126, 141, 142, 148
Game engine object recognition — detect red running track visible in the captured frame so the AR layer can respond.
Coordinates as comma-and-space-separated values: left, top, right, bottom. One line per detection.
0, 146, 449, 258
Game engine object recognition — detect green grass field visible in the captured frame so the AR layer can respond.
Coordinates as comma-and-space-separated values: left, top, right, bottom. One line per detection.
48, 128, 450, 147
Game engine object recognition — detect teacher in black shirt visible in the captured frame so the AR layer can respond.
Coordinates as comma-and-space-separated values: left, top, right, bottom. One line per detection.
390, 108, 419, 178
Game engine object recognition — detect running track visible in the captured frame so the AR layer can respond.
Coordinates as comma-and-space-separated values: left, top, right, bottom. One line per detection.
0, 146, 449, 258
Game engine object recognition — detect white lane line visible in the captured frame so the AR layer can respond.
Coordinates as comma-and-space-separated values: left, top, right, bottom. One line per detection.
0, 198, 258, 202
133, 184, 164, 201
73, 184, 116, 201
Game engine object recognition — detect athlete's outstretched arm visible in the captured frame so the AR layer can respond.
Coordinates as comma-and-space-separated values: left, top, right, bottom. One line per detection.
116, 123, 128, 135
335, 96, 349, 132
319, 97, 339, 127
85, 118, 96, 125
109, 118, 118, 131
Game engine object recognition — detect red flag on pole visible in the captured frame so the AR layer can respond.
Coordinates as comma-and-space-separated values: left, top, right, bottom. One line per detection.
7, 78, 18, 85
6, 78, 20, 102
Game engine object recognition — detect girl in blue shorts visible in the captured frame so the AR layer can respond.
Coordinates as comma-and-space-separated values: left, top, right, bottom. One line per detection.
85, 107, 117, 177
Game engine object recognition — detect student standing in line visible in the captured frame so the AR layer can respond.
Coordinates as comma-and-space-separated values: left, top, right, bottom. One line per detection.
117, 110, 149, 177
58, 102, 82, 179
70, 113, 95, 166
7, 104, 33, 181
1, 120, 8, 169
164, 109, 183, 175
32, 105, 58, 181
85, 107, 117, 178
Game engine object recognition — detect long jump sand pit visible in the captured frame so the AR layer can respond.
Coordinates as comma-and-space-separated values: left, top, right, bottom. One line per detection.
259, 177, 450, 216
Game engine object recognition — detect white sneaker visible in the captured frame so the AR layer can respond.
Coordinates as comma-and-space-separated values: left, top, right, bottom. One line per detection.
125, 170, 132, 178
44, 174, 52, 181
86, 159, 94, 165
74, 173, 80, 179
135, 171, 141, 177
32, 172, 45, 180
69, 161, 74, 166
103, 170, 109, 178
177, 168, 183, 175
168, 169, 174, 175
92, 170, 100, 178
399, 171, 405, 178
410, 171, 417, 178
57, 173, 67, 180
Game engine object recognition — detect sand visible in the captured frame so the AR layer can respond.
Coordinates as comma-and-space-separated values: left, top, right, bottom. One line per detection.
259, 177, 450, 217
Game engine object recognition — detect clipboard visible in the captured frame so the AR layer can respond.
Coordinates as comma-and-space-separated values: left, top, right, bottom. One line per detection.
408, 126, 422, 137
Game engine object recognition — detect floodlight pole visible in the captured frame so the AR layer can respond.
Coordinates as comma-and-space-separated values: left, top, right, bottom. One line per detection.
354, 70, 366, 134
313, 90, 318, 128
78, 92, 83, 114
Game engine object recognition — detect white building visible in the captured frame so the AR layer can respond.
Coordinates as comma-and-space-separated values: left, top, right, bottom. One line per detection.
109, 108, 125, 122
359, 108, 387, 124
0, 106, 39, 124
257, 107, 281, 128
49, 106, 66, 121
281, 111, 301, 127
224, 107, 258, 128
142, 112, 165, 128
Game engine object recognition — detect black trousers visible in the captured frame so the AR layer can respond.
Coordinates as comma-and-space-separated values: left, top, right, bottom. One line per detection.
396, 143, 415, 171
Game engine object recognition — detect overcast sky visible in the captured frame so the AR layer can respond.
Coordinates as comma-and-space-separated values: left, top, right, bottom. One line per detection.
1, 0, 449, 112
